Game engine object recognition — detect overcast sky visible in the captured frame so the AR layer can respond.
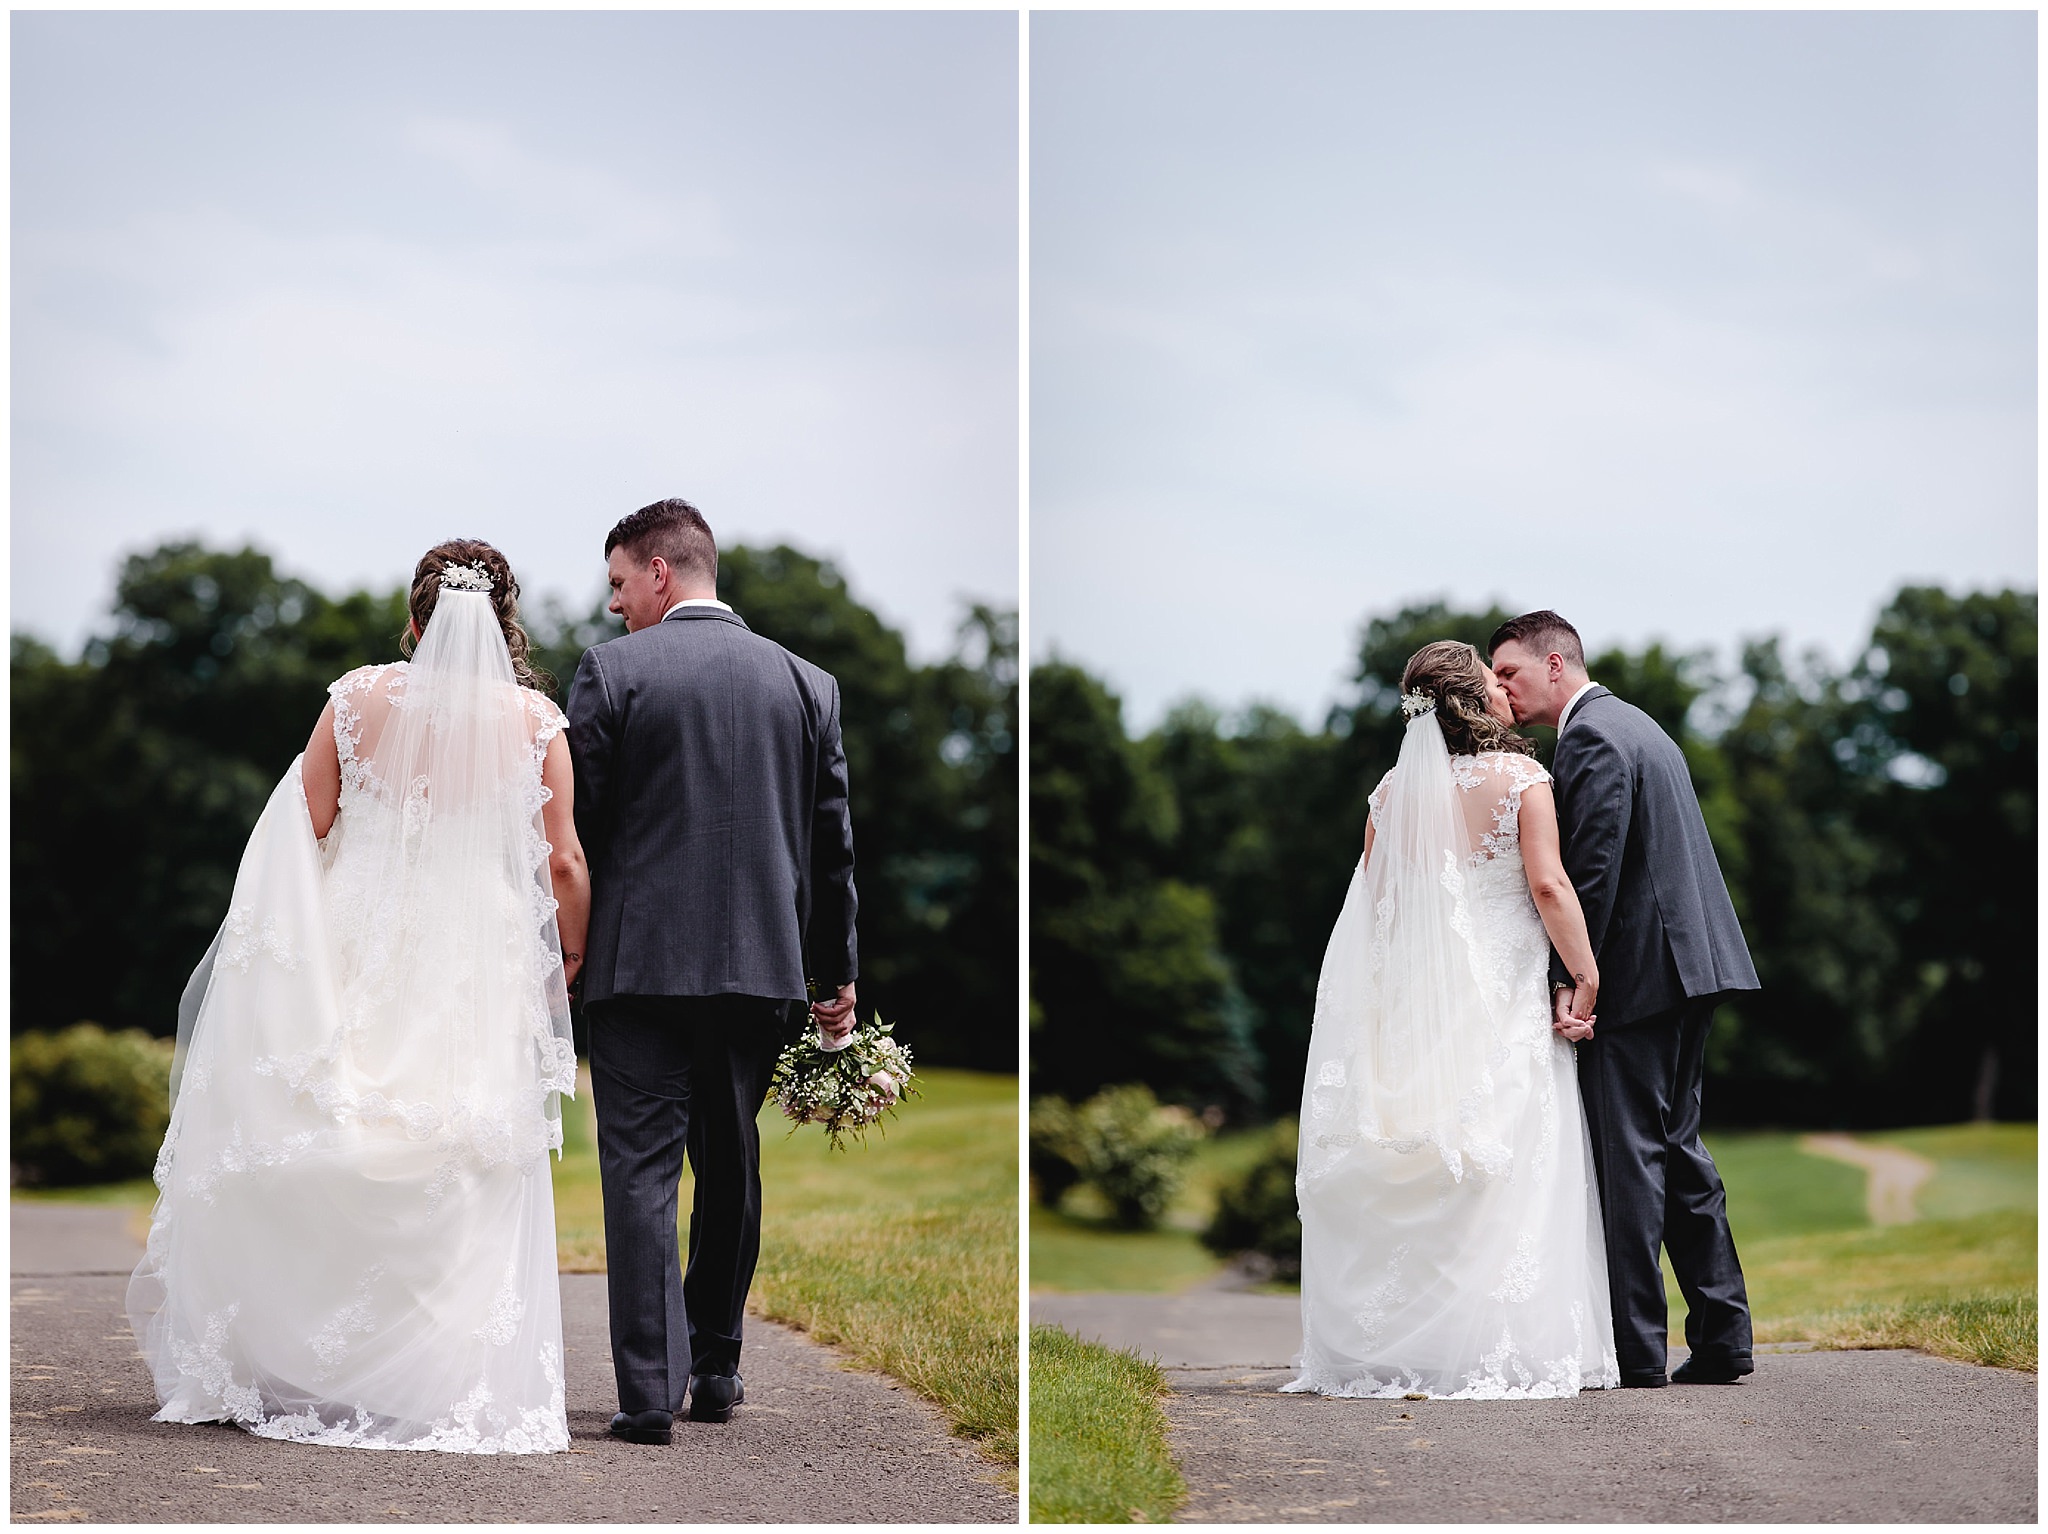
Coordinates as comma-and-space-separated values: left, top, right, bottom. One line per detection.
14, 11, 1016, 660
1032, 11, 2036, 729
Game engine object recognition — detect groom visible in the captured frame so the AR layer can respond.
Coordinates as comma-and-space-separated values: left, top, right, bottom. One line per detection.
1489, 610, 1759, 1390
568, 498, 859, 1446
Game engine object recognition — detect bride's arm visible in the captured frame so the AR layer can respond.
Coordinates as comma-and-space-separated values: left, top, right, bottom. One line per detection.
302, 701, 343, 839
541, 730, 590, 988
1516, 783, 1598, 1023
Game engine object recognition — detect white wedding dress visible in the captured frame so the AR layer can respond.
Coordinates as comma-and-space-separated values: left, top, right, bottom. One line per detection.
1285, 710, 1619, 1400
127, 587, 580, 1453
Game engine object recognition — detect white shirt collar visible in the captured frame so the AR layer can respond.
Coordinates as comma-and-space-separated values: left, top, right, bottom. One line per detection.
661, 596, 733, 621
1556, 680, 1599, 735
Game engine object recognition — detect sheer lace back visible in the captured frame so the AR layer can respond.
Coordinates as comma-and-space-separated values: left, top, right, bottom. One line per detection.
330, 662, 566, 816
1370, 751, 1551, 870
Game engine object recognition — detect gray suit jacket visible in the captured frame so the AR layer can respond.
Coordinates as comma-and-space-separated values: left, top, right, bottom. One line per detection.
1549, 686, 1758, 1027
566, 606, 858, 1006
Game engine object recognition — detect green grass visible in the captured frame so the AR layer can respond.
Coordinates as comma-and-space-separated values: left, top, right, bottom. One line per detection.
1782, 1290, 2036, 1371
1031, 1204, 1225, 1293
1028, 1325, 1185, 1524
12, 1178, 159, 1206
1867, 1121, 2037, 1220
1709, 1132, 1869, 1243
1666, 1125, 2037, 1373
1030, 1128, 1272, 1294
554, 1065, 1019, 1474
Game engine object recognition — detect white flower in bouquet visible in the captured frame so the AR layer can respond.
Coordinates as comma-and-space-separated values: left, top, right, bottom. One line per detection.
768, 1014, 917, 1152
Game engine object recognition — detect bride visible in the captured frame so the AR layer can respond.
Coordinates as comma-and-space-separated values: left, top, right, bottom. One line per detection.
1285, 640, 1619, 1400
127, 540, 588, 1453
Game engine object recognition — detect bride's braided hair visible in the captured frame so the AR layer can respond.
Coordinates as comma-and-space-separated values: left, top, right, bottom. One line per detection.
401, 539, 553, 694
1399, 640, 1535, 758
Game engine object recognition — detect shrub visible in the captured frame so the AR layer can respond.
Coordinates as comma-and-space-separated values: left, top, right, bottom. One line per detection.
1028, 1094, 1086, 1206
1201, 1118, 1302, 1276
1032, 1084, 1205, 1230
11, 1024, 173, 1187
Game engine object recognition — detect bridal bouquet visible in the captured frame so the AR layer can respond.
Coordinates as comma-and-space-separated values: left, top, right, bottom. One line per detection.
769, 1014, 917, 1152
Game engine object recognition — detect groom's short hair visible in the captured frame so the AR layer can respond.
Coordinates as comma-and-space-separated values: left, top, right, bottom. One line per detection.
607, 499, 717, 583
1489, 610, 1586, 672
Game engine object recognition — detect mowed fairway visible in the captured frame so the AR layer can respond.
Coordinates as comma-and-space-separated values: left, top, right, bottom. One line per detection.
1682, 1122, 2037, 1371
554, 1066, 1019, 1471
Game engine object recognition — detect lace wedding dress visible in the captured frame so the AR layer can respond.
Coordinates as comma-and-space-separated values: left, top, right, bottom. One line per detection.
127, 586, 580, 1453
1285, 710, 1619, 1400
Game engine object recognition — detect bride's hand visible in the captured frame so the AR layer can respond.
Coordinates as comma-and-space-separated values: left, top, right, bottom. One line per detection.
562, 950, 583, 989
1549, 986, 1586, 1040
1568, 969, 1598, 1022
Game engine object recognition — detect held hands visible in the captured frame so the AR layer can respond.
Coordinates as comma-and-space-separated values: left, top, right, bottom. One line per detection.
810, 981, 858, 1043
1552, 978, 1596, 1043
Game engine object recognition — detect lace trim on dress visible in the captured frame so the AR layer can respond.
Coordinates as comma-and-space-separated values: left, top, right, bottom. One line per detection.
217, 906, 303, 974
515, 692, 576, 1100
155, 1303, 569, 1454
329, 663, 406, 802
1466, 753, 1552, 867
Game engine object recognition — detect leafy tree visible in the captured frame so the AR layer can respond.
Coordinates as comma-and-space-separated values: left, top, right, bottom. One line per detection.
13, 544, 403, 1049
1149, 704, 1344, 1116
1845, 587, 2035, 1120
1709, 638, 1902, 1122
1029, 662, 1260, 1115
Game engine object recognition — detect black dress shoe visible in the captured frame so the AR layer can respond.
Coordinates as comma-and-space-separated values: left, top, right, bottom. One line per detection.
1619, 1370, 1669, 1388
1672, 1353, 1754, 1384
609, 1409, 674, 1445
688, 1373, 745, 1423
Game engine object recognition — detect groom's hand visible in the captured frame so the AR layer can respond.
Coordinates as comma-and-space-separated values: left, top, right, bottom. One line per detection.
811, 981, 857, 1042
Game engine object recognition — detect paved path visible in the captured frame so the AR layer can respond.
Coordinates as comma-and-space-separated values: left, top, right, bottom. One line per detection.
1034, 1289, 2037, 1523
13, 1202, 1014, 1523
1800, 1133, 1937, 1225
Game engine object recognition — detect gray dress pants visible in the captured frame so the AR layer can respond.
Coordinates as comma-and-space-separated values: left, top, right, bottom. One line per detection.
1575, 997, 1753, 1383
587, 994, 788, 1415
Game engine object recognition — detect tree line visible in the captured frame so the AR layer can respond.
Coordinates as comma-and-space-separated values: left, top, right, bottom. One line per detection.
13, 540, 1018, 1072
1031, 586, 2034, 1128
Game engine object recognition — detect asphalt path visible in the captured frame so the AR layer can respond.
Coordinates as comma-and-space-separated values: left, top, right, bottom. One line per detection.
1034, 1289, 2037, 1523
13, 1202, 1015, 1523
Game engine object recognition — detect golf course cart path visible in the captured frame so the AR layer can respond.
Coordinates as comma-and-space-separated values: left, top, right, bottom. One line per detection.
13, 1202, 1015, 1523
1035, 1289, 2037, 1523
1798, 1132, 1936, 1225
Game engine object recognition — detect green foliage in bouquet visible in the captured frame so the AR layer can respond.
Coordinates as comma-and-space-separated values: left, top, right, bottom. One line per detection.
1031, 1083, 1206, 1231
769, 1015, 918, 1152
1200, 1118, 1303, 1276
12, 1023, 173, 1187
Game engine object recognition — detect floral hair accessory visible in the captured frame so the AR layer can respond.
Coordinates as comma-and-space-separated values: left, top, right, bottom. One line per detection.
439, 562, 494, 593
1400, 689, 1437, 720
